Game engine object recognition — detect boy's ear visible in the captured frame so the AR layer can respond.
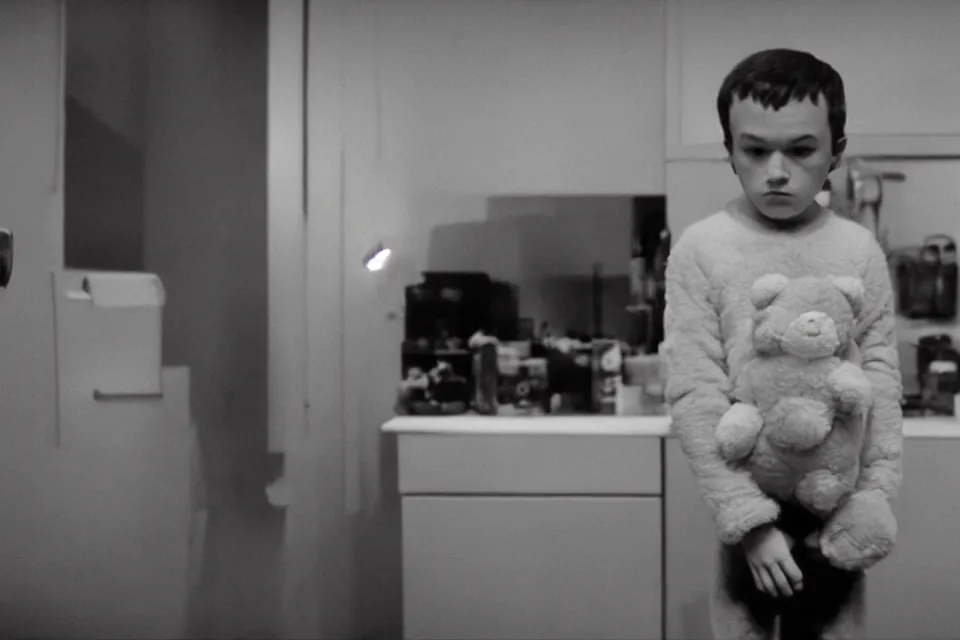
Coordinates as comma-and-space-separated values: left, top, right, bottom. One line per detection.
724, 139, 736, 174
830, 136, 848, 171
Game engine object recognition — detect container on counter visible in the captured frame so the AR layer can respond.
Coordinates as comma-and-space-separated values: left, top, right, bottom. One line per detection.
472, 342, 499, 415
592, 339, 623, 415
924, 360, 959, 416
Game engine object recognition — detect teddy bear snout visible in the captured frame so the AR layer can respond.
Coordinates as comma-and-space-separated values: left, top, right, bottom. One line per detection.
780, 311, 840, 359
796, 311, 829, 335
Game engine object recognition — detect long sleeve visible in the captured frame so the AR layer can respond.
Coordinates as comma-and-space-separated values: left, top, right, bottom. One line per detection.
856, 240, 903, 500
662, 234, 780, 544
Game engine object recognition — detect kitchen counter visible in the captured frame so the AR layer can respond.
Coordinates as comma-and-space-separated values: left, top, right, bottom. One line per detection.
386, 412, 960, 640
383, 413, 960, 438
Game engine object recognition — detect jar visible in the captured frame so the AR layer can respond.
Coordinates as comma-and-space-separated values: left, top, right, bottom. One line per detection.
924, 360, 959, 415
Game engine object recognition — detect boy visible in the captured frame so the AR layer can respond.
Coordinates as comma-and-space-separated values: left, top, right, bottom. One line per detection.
662, 48, 903, 639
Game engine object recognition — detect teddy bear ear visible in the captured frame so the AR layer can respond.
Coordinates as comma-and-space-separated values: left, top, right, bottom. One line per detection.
830, 276, 866, 314
750, 273, 790, 310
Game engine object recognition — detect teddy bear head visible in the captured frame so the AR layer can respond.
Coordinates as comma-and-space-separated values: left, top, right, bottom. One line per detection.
750, 274, 865, 359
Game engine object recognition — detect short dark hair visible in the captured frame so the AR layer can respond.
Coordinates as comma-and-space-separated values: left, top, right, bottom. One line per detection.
717, 48, 847, 154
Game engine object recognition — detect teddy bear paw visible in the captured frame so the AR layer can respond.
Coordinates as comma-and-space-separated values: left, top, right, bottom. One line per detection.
820, 491, 897, 571
831, 362, 873, 415
716, 402, 763, 461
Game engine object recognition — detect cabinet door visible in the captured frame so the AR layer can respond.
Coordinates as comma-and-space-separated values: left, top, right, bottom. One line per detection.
863, 438, 960, 640
666, 0, 960, 159
663, 437, 716, 640
402, 496, 662, 640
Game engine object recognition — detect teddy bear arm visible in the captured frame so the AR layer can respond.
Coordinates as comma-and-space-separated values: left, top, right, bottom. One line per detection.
729, 362, 759, 404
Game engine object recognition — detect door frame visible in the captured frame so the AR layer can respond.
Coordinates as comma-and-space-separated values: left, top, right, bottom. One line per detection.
268, 1, 356, 638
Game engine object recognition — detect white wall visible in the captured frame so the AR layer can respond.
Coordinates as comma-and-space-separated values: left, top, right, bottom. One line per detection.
0, 0, 67, 627
0, 0, 57, 530
367, 0, 665, 198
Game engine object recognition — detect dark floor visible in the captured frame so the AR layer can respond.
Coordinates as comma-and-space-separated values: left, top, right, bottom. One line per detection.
188, 497, 284, 639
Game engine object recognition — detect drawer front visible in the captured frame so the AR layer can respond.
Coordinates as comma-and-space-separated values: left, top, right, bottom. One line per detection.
398, 434, 661, 495
403, 496, 663, 640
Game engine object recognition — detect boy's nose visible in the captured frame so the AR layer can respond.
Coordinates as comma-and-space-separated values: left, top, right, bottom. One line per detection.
766, 152, 789, 184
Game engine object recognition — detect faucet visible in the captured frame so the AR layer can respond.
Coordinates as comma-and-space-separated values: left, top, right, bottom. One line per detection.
844, 157, 906, 253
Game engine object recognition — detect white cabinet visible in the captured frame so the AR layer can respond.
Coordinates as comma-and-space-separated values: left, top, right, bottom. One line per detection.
397, 433, 664, 640
663, 437, 716, 640
1, 368, 197, 638
403, 496, 662, 640
666, 0, 960, 160
863, 437, 960, 640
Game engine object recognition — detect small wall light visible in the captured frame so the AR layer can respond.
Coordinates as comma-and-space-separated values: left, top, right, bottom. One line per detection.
363, 243, 392, 272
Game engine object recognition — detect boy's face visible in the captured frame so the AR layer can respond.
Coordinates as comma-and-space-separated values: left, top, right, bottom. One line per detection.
728, 95, 842, 220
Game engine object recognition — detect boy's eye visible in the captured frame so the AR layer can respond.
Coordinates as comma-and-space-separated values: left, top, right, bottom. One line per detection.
743, 147, 768, 158
789, 147, 816, 158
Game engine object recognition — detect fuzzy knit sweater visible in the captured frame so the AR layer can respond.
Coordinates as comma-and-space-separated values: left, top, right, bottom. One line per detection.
662, 206, 903, 545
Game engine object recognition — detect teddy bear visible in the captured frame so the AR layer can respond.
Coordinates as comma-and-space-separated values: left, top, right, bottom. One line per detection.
715, 273, 897, 571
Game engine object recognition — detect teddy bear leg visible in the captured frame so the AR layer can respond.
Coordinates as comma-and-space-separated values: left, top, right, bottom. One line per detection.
711, 542, 777, 640
716, 402, 764, 461
795, 470, 855, 517
765, 397, 832, 451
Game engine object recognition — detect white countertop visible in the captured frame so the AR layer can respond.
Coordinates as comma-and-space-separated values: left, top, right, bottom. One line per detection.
382, 414, 960, 438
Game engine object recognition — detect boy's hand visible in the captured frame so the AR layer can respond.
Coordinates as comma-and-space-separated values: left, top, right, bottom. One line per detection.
742, 525, 804, 598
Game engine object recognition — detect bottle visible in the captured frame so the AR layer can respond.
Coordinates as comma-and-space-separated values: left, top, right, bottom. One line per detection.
925, 360, 959, 415
910, 243, 940, 318
937, 238, 958, 320
472, 341, 499, 415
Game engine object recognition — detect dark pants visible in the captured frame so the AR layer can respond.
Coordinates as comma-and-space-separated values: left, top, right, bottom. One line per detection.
717, 502, 865, 640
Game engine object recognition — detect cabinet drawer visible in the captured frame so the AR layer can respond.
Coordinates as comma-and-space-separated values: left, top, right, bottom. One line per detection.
403, 496, 663, 640
397, 434, 661, 495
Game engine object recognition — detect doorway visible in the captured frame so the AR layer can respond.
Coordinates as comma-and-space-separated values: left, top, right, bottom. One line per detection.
64, 1, 281, 637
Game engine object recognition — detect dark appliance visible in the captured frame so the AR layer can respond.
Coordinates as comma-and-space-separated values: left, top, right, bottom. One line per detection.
401, 272, 519, 383
893, 234, 958, 320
